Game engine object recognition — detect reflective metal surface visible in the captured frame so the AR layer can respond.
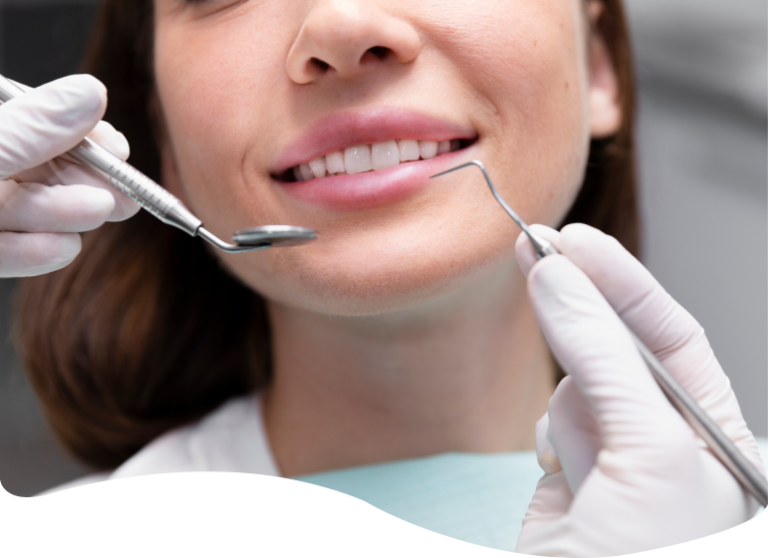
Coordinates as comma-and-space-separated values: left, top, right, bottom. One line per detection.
233, 226, 318, 248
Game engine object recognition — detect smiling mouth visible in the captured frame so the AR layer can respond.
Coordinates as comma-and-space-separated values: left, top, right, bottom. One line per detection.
277, 138, 474, 182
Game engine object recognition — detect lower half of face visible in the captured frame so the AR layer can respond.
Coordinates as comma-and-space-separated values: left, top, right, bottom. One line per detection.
155, 0, 592, 316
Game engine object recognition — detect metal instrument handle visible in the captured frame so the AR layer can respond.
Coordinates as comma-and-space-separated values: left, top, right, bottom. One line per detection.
0, 73, 201, 237
69, 140, 202, 236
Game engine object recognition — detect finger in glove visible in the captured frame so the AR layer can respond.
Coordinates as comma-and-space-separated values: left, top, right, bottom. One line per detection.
0, 232, 81, 278
0, 75, 106, 178
0, 180, 115, 233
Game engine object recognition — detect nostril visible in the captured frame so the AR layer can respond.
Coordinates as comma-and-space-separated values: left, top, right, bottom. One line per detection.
367, 46, 390, 60
310, 57, 330, 72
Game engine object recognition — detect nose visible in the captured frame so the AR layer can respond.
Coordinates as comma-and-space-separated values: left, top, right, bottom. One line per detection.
286, 0, 421, 85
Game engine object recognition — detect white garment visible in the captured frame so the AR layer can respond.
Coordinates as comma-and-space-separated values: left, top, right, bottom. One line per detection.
43, 394, 278, 495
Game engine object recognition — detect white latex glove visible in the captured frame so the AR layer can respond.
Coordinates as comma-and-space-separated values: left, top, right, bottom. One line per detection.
0, 74, 140, 277
514, 223, 764, 558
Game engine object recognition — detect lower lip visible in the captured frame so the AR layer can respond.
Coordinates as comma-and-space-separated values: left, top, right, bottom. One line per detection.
277, 148, 473, 211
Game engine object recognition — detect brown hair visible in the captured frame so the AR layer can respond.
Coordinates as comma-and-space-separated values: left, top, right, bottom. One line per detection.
15, 0, 638, 471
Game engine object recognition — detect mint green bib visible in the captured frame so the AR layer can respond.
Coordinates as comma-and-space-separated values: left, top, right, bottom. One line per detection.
296, 440, 768, 552
296, 451, 541, 552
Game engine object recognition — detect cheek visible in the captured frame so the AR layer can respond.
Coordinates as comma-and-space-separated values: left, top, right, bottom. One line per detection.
422, 0, 591, 224
154, 9, 299, 227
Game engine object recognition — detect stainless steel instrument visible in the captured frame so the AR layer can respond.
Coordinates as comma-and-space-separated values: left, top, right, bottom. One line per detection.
433, 160, 768, 508
0, 74, 317, 253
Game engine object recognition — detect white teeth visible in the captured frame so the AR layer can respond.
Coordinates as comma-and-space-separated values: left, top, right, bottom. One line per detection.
398, 139, 420, 162
345, 145, 373, 175
309, 157, 327, 179
299, 163, 314, 181
419, 140, 438, 160
291, 139, 464, 180
372, 140, 400, 170
326, 151, 345, 175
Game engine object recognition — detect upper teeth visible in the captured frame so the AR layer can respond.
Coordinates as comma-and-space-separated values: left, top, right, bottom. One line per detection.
293, 140, 458, 181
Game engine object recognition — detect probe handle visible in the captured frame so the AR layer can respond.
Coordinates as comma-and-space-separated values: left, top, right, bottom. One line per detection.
69, 140, 202, 237
0, 73, 202, 237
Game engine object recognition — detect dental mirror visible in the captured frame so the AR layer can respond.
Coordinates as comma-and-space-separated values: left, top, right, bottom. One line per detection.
233, 226, 318, 248
197, 225, 317, 253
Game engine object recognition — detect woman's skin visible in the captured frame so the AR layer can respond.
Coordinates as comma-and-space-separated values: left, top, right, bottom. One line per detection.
153, 0, 621, 477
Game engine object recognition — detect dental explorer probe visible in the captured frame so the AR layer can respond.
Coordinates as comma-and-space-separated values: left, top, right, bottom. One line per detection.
0, 74, 317, 253
432, 160, 768, 508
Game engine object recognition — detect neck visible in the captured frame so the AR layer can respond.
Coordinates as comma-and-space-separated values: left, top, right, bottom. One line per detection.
262, 259, 555, 477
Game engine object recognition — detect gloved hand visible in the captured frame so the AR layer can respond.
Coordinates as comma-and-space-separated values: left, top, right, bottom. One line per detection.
0, 74, 140, 278
514, 223, 764, 558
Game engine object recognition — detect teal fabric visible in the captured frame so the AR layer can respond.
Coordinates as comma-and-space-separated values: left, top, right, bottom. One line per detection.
295, 439, 768, 553
296, 451, 542, 552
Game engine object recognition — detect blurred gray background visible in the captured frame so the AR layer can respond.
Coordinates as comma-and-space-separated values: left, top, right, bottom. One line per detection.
0, 0, 766, 496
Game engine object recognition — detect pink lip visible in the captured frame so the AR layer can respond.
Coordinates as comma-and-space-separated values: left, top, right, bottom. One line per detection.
279, 148, 472, 211
272, 108, 477, 211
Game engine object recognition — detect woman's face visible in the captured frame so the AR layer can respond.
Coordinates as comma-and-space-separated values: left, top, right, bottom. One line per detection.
153, 0, 620, 316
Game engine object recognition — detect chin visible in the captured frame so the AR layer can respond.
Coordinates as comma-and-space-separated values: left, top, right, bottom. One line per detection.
221, 217, 521, 318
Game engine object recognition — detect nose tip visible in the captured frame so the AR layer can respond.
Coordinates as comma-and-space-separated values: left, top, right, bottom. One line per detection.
286, 1, 421, 85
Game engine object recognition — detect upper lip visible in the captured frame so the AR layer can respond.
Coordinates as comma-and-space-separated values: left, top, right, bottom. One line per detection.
272, 107, 477, 176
